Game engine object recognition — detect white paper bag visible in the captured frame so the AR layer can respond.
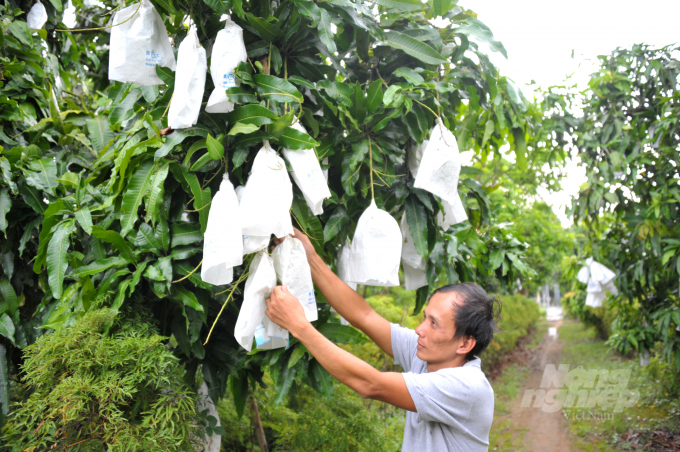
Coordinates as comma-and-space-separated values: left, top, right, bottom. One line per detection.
233, 252, 277, 351
109, 0, 176, 86
337, 240, 357, 291
403, 263, 428, 291
240, 143, 294, 238
414, 118, 462, 207
400, 214, 428, 290
437, 195, 467, 230
273, 236, 318, 322
27, 1, 48, 29
206, 17, 248, 113
578, 258, 618, 308
201, 174, 243, 285
346, 200, 402, 286
255, 317, 289, 350
168, 27, 207, 129
235, 185, 270, 254
282, 122, 331, 215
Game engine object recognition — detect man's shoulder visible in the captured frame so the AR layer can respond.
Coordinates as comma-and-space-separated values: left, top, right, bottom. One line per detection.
431, 359, 493, 393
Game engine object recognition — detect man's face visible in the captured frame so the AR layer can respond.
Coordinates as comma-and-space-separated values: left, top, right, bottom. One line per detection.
414, 293, 467, 366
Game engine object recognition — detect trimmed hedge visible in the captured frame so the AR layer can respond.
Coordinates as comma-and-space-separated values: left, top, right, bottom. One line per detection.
480, 294, 541, 367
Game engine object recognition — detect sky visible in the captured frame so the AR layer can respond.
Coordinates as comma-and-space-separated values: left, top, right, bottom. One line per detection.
468, 0, 680, 226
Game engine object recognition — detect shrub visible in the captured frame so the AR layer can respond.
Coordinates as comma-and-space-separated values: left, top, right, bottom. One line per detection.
480, 294, 540, 367
1, 309, 198, 452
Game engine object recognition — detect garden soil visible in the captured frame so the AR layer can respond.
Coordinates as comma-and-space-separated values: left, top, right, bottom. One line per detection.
506, 320, 577, 452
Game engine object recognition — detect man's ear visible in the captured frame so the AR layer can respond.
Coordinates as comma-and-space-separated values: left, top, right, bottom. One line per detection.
457, 336, 476, 356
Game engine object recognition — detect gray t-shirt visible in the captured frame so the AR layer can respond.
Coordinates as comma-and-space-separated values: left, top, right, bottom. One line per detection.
391, 323, 494, 452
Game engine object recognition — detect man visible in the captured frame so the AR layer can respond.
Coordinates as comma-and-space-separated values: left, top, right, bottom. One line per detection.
265, 229, 501, 452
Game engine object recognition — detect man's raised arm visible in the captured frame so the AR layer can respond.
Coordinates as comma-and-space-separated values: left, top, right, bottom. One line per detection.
282, 229, 394, 357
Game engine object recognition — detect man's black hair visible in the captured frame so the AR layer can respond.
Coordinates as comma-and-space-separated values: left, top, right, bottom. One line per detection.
429, 282, 502, 361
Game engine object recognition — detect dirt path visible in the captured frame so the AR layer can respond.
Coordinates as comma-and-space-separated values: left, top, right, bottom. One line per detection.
506, 320, 577, 452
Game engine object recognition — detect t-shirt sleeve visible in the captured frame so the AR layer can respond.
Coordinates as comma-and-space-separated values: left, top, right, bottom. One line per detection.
390, 323, 419, 370
402, 369, 479, 426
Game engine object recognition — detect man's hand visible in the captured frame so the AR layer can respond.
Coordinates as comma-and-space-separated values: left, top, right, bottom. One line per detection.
273, 228, 317, 262
265, 285, 310, 336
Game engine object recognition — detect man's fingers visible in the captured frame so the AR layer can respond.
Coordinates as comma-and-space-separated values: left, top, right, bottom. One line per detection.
265, 297, 272, 308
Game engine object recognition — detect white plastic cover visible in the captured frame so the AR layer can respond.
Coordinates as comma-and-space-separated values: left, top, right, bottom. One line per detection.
233, 252, 277, 351
168, 27, 207, 129
282, 122, 331, 215
27, 1, 48, 29
206, 17, 248, 113
239, 143, 294, 238
414, 118, 462, 207
255, 317, 289, 350
201, 174, 242, 285
109, 0, 176, 86
404, 263, 428, 291
273, 236, 318, 322
234, 185, 270, 255
346, 200, 402, 287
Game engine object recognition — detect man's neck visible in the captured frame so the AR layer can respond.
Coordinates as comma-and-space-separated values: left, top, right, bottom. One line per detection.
426, 354, 467, 372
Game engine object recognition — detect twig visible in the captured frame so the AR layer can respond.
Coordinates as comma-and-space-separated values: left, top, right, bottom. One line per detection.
204, 268, 251, 345
172, 260, 202, 283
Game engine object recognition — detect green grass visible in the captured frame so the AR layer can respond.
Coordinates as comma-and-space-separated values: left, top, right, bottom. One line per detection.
558, 321, 680, 451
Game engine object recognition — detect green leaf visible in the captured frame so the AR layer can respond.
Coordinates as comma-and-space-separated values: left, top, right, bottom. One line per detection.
109, 89, 140, 125
225, 86, 258, 104
120, 160, 156, 236
0, 313, 15, 343
206, 134, 225, 160
8, 21, 32, 46
171, 222, 203, 247
155, 65, 175, 85
155, 220, 170, 251
203, 0, 227, 13
190, 153, 213, 171
0, 189, 10, 235
73, 257, 129, 277
91, 226, 138, 264
454, 22, 507, 59
226, 105, 279, 127
74, 207, 93, 234
0, 280, 18, 316
246, 13, 283, 41
278, 126, 319, 150
405, 195, 429, 259
394, 67, 425, 85
512, 127, 527, 170
317, 323, 367, 343
288, 345, 307, 369
86, 118, 115, 153
173, 286, 204, 313
378, 0, 422, 11
135, 222, 161, 252
488, 249, 505, 272
351, 82, 367, 124
253, 74, 304, 103
294, 0, 321, 25
413, 286, 429, 315
323, 207, 350, 242
317, 8, 337, 54
33, 200, 64, 273
145, 163, 169, 224
384, 31, 448, 65
432, 0, 451, 16
184, 172, 211, 234
366, 80, 384, 113
287, 75, 315, 89
47, 220, 75, 299
228, 122, 260, 136
26, 158, 57, 196
155, 126, 210, 160
311, 360, 334, 400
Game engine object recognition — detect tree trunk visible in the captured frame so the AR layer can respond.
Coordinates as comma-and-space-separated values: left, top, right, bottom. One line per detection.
250, 397, 268, 452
